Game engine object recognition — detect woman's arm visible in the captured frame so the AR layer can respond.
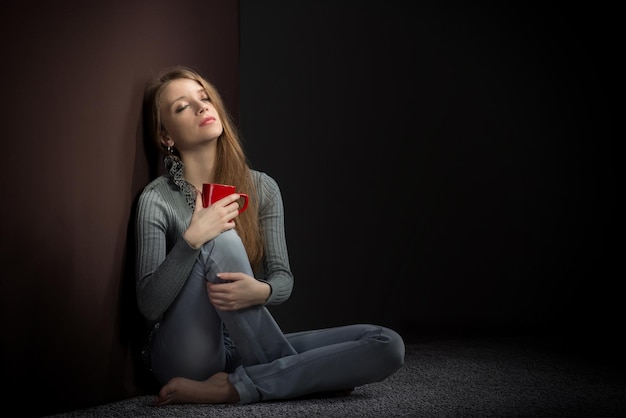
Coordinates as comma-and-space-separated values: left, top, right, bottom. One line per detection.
254, 171, 294, 305
135, 184, 200, 321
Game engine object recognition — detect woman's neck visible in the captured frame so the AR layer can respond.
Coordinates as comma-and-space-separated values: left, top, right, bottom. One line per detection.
179, 144, 217, 191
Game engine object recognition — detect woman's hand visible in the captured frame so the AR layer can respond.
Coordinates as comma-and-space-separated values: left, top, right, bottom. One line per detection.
183, 190, 242, 249
207, 272, 271, 311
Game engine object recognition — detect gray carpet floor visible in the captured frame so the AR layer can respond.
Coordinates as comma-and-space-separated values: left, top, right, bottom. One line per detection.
46, 336, 625, 417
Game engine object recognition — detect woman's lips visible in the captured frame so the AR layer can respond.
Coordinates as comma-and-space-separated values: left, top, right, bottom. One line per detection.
200, 117, 215, 127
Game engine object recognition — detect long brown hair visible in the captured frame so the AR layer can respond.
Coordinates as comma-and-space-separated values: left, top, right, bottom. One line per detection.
143, 65, 264, 271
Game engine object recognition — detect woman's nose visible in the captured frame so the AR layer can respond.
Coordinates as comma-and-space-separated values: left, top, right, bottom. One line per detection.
197, 104, 207, 114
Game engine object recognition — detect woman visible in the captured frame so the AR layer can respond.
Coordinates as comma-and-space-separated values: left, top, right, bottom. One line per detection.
136, 65, 405, 405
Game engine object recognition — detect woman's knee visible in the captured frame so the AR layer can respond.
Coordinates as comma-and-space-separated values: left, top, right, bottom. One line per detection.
364, 324, 405, 372
208, 229, 253, 276
382, 327, 405, 370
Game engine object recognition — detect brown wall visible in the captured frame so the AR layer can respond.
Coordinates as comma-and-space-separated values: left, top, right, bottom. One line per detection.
0, 1, 239, 415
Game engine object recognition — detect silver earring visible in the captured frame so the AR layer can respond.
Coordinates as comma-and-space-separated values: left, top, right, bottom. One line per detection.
167, 146, 173, 155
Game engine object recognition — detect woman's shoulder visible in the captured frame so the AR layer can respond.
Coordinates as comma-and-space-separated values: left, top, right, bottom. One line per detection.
142, 175, 173, 190
138, 175, 176, 200
250, 169, 281, 194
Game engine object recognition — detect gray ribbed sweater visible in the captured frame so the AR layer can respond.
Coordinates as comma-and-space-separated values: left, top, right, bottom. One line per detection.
135, 169, 293, 322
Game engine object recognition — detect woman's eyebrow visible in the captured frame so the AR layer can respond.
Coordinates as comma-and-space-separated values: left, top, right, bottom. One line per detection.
169, 89, 206, 106
168, 95, 186, 107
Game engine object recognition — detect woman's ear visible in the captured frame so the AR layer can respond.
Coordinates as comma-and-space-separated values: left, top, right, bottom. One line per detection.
160, 131, 174, 148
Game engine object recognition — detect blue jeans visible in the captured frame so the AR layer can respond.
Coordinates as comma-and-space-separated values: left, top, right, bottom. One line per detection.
150, 229, 405, 403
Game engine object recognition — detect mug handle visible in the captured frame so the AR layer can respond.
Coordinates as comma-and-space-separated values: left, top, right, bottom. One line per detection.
238, 193, 249, 214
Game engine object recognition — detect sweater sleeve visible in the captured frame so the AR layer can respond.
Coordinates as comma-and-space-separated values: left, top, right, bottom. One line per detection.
135, 184, 201, 322
254, 172, 294, 305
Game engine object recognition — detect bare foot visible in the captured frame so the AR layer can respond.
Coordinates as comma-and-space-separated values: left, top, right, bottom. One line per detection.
155, 372, 240, 406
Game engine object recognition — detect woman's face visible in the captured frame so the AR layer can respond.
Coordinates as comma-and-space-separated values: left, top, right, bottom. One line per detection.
158, 78, 224, 151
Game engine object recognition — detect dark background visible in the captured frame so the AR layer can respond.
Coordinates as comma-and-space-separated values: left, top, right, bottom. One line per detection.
238, 1, 619, 341
0, 1, 619, 416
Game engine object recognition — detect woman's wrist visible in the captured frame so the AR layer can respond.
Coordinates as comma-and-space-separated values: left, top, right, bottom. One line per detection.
183, 230, 202, 249
258, 281, 272, 304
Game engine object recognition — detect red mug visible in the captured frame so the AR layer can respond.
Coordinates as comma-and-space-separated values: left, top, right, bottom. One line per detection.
201, 183, 249, 214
